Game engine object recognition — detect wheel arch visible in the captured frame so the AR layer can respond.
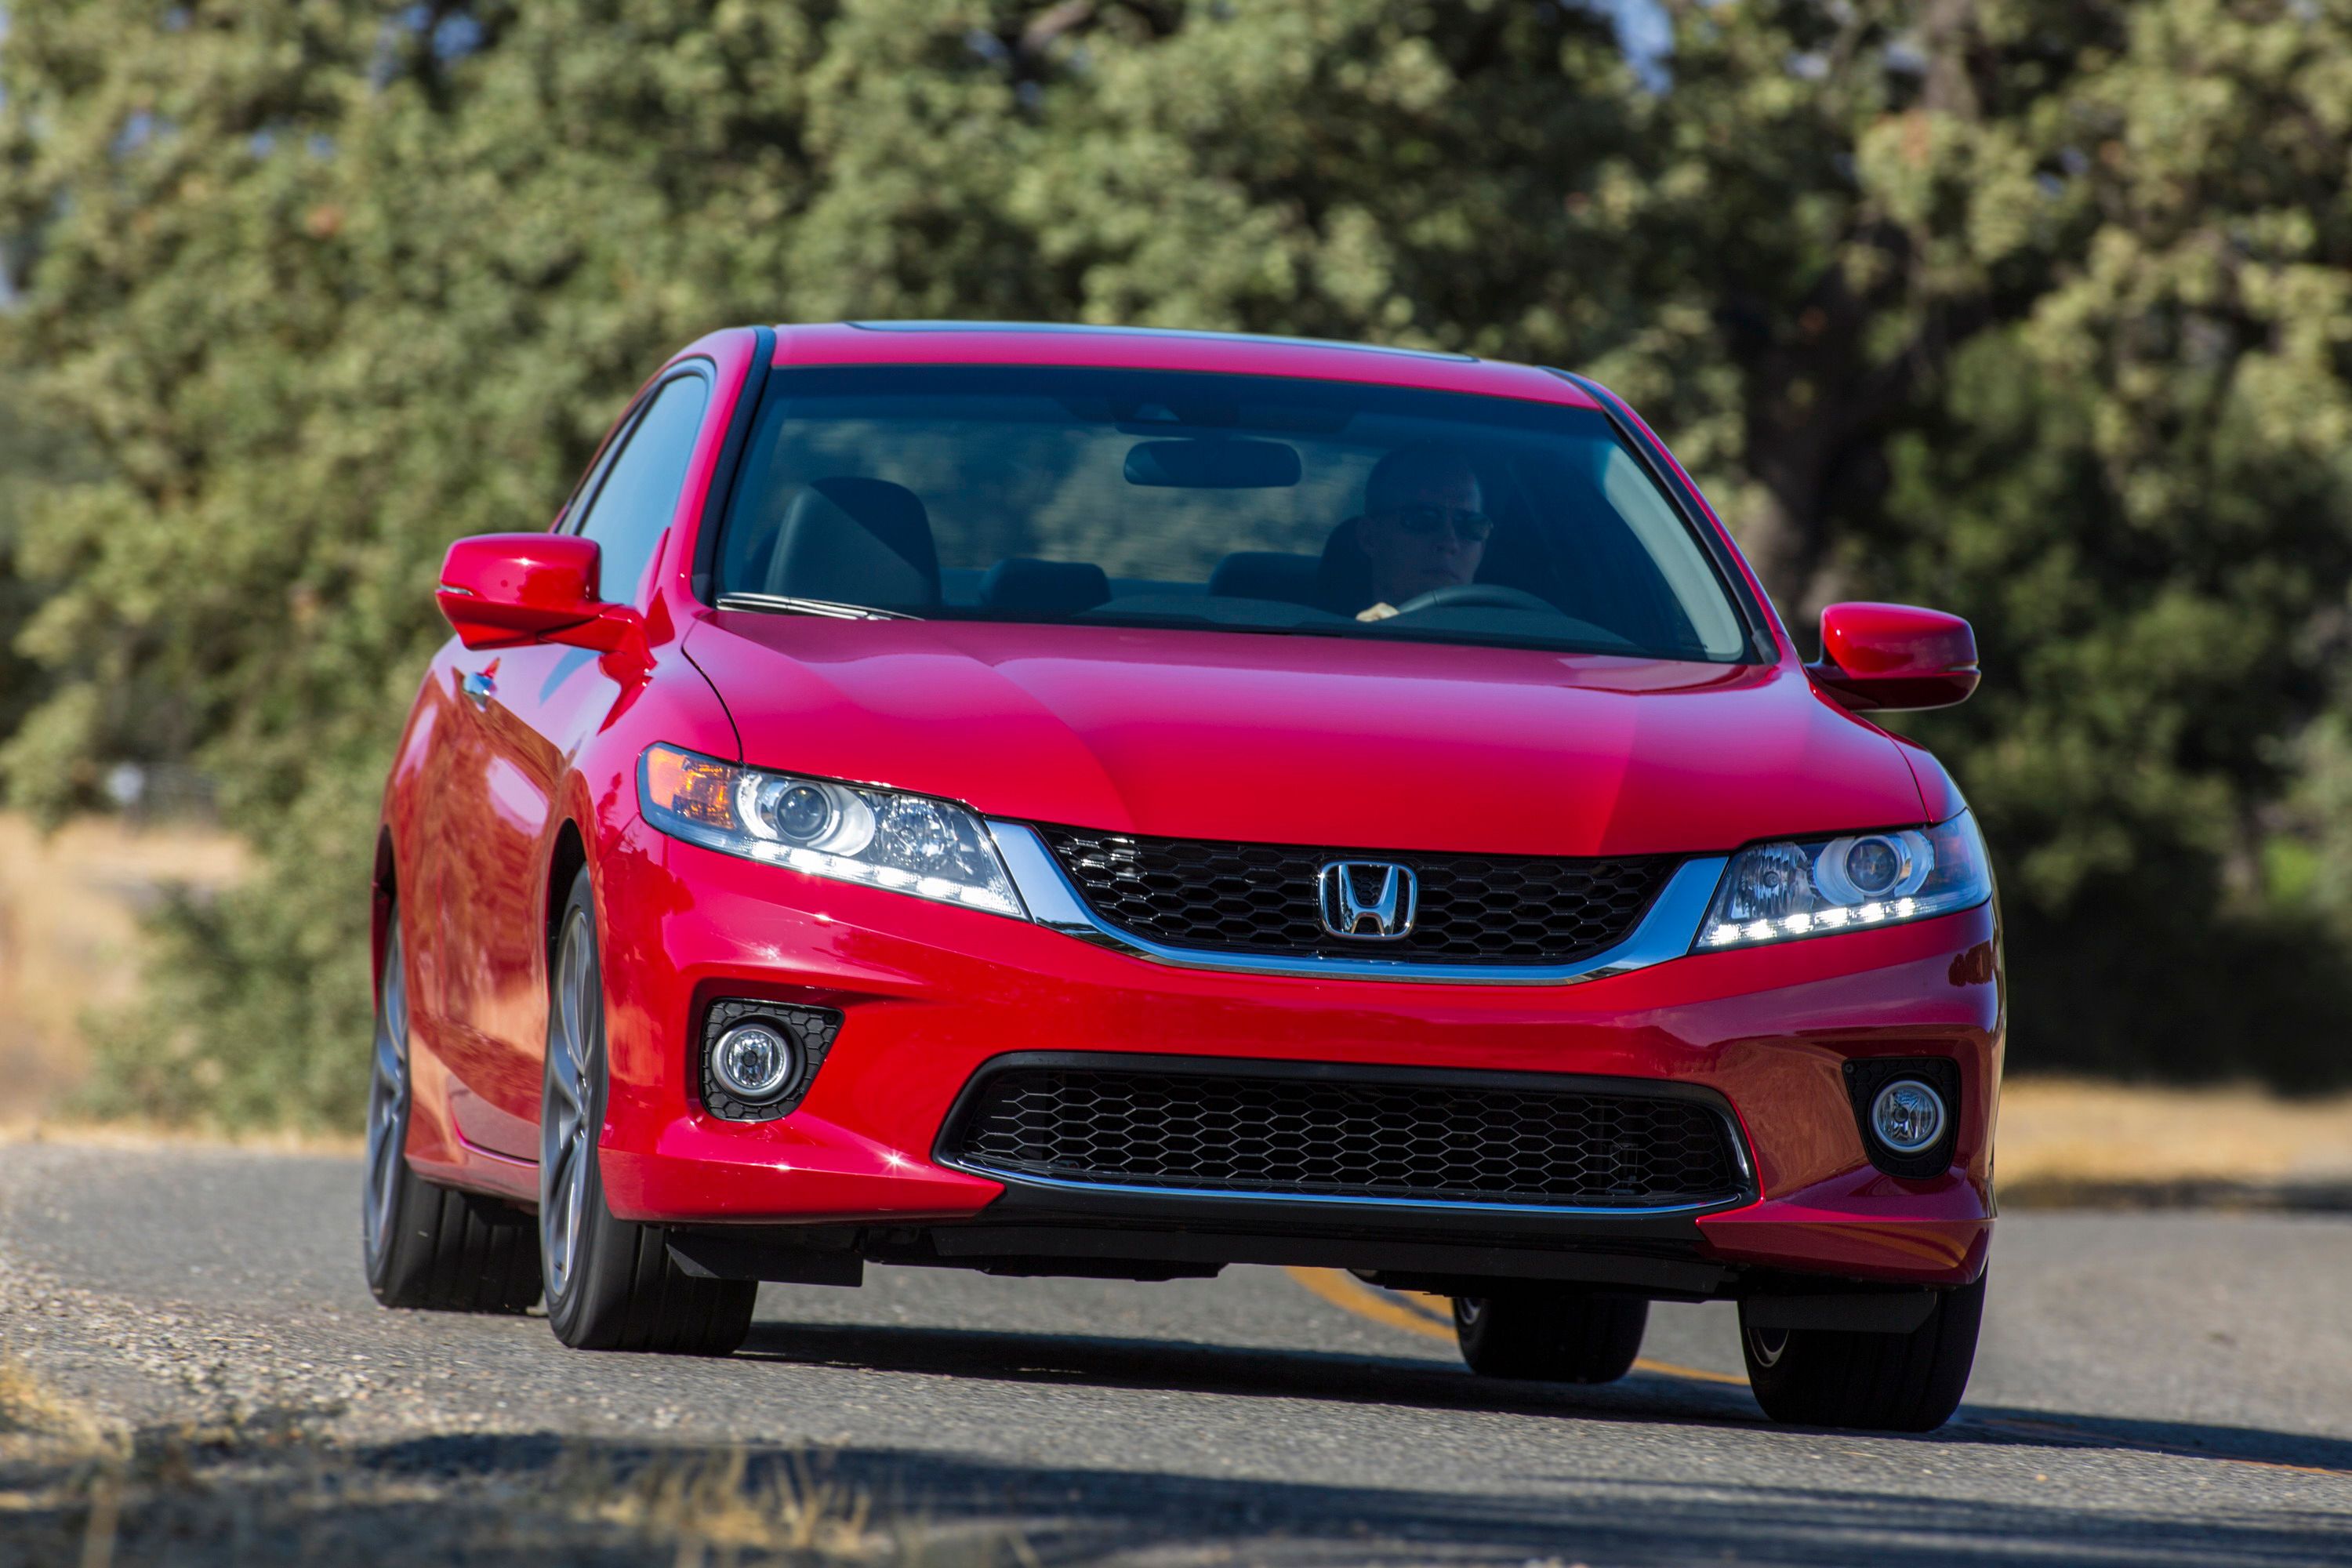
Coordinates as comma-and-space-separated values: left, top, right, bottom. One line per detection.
546, 817, 590, 968
372, 825, 399, 1009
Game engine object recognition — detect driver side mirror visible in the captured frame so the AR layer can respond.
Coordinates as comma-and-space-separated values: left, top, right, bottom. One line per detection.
1809, 601, 1980, 713
437, 534, 640, 652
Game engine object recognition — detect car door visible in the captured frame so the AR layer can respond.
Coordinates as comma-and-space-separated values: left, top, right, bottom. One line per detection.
430, 368, 713, 1158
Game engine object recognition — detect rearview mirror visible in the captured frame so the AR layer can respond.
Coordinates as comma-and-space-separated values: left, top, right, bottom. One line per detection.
1809, 601, 1980, 713
1123, 437, 1302, 489
437, 534, 614, 651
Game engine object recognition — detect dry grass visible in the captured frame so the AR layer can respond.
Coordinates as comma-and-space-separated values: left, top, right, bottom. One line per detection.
0, 812, 246, 1128
554, 1444, 889, 1560
0, 1402, 1000, 1568
0, 1349, 110, 1457
1999, 1076, 2352, 1205
0, 1353, 988, 1568
0, 1348, 122, 1568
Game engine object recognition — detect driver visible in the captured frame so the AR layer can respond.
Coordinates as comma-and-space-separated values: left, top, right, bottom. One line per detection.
1351, 448, 1494, 621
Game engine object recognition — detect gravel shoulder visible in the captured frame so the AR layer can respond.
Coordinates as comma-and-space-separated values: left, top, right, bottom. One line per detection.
1, 1140, 2348, 1566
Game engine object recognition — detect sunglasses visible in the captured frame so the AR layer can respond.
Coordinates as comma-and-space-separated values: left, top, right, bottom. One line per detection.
1385, 506, 1495, 543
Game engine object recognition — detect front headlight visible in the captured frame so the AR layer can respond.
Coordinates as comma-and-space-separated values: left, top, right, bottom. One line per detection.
638, 743, 1025, 917
1693, 811, 1991, 952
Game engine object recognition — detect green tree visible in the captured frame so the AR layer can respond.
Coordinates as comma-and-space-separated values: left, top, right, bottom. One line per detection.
0, 378, 85, 746
1859, 0, 2352, 1083
3, 0, 2350, 1123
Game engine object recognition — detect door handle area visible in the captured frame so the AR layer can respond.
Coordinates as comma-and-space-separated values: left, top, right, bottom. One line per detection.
461, 670, 495, 708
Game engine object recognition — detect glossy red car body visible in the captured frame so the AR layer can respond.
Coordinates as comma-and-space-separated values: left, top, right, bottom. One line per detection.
377, 324, 2001, 1313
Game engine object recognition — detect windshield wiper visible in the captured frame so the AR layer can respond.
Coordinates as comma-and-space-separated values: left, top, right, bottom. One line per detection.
715, 593, 921, 622
1069, 610, 1362, 639
1075, 609, 1644, 656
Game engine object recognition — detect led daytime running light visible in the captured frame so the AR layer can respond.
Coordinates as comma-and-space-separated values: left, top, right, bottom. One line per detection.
1704, 897, 1918, 949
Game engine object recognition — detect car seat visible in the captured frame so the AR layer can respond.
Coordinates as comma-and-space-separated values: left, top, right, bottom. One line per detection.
1209, 551, 1321, 607
763, 478, 942, 608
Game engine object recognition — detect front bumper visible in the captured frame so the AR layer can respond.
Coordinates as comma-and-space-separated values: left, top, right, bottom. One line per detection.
593, 820, 2003, 1290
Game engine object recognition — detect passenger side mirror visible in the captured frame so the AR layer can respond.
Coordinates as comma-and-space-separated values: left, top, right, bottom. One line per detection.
437, 534, 638, 652
1809, 602, 1980, 713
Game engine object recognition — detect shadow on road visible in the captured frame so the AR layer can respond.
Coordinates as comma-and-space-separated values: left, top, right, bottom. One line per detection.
11, 1421, 2339, 1568
374, 1435, 2351, 1567
738, 1317, 2352, 1477
739, 1316, 1751, 1424
6, 1323, 2347, 1566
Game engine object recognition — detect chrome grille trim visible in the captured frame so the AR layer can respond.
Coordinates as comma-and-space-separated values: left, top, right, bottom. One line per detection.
988, 820, 1726, 986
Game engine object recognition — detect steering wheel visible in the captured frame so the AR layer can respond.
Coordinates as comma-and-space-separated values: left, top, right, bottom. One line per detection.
1393, 583, 1559, 616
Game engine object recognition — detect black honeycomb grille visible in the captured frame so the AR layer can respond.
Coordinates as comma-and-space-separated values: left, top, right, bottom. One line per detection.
945, 1065, 1745, 1208
1035, 827, 1675, 964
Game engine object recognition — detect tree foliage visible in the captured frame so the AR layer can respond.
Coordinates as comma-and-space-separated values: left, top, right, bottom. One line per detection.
0, 376, 86, 743
2, 0, 2350, 1123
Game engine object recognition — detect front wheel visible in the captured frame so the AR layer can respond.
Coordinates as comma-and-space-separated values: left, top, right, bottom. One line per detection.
361, 903, 542, 1313
539, 868, 755, 1355
1738, 1272, 1987, 1432
1453, 1290, 1649, 1384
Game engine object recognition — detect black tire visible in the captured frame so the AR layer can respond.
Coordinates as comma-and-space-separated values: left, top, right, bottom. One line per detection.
361, 901, 543, 1313
1453, 1290, 1650, 1384
1738, 1272, 1987, 1432
539, 868, 755, 1355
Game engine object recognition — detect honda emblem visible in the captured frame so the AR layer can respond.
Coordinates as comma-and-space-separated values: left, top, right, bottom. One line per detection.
1317, 861, 1417, 940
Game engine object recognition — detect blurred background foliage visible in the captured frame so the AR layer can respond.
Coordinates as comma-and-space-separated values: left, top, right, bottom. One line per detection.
3, 0, 2351, 1127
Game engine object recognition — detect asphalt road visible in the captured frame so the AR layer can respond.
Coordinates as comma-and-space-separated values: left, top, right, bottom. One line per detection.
2, 1139, 2348, 1565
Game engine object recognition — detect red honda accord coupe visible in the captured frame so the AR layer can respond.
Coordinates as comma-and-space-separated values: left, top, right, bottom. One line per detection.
365, 322, 2000, 1432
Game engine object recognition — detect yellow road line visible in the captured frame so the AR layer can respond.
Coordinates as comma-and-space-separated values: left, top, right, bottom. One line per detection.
1287, 1267, 2350, 1478
1631, 1356, 1751, 1386
1283, 1266, 1750, 1385
1287, 1264, 1457, 1340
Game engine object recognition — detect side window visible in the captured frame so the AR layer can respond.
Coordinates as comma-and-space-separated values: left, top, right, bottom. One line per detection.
572, 375, 711, 604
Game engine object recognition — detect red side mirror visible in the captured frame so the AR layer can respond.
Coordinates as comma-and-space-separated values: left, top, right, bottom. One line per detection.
1809, 601, 1980, 713
436, 534, 611, 651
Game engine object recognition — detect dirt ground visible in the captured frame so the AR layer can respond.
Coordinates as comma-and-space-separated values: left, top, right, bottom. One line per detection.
2, 811, 2347, 1205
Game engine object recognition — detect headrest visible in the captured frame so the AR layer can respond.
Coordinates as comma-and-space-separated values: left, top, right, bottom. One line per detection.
979, 557, 1111, 615
764, 477, 940, 607
1312, 517, 1376, 615
1208, 551, 1319, 607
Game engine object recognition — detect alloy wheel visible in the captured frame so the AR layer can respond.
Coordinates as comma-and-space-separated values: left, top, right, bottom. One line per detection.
361, 921, 410, 1269
539, 907, 598, 1301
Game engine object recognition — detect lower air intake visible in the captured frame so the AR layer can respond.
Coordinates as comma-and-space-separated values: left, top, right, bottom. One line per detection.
942, 1062, 1746, 1210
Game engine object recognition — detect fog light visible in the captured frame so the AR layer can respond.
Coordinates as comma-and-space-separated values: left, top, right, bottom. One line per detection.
710, 1020, 797, 1102
1870, 1079, 1947, 1153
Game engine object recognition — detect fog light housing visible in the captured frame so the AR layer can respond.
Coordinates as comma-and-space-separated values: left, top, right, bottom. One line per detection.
1840, 1056, 1962, 1178
1870, 1079, 1946, 1153
699, 1000, 842, 1123
711, 1021, 797, 1102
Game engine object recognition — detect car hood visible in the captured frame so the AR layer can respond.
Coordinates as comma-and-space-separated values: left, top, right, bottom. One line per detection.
683, 615, 1930, 858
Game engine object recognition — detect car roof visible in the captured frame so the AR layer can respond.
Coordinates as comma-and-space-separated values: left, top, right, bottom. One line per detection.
768, 321, 1602, 408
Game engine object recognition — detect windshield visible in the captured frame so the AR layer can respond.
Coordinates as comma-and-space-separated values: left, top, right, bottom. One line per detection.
712, 365, 1753, 662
